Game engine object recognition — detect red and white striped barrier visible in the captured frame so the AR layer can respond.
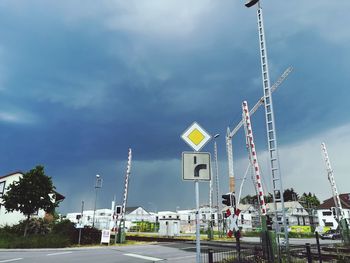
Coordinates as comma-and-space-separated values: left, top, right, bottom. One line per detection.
242, 101, 267, 215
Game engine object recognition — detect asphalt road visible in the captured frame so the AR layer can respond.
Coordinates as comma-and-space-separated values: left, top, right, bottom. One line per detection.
0, 243, 197, 263
0, 238, 341, 263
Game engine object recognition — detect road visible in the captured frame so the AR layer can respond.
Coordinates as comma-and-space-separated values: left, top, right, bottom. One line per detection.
0, 238, 341, 263
0, 243, 197, 263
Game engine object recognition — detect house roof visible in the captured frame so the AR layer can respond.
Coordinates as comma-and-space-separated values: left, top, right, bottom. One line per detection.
266, 201, 300, 209
237, 203, 256, 211
125, 206, 145, 213
52, 190, 65, 202
318, 193, 350, 209
0, 171, 24, 180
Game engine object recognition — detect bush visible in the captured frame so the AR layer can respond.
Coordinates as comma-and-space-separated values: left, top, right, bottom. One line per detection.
52, 220, 101, 245
76, 227, 101, 245
52, 219, 76, 241
0, 234, 70, 248
288, 231, 314, 238
0, 219, 102, 247
8, 218, 52, 236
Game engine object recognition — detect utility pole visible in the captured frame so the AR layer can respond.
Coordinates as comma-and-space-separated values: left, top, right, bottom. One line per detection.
78, 201, 84, 245
92, 174, 102, 228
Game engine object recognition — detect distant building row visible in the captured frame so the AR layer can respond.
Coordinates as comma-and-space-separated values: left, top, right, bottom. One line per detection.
65, 195, 350, 236
1, 171, 349, 235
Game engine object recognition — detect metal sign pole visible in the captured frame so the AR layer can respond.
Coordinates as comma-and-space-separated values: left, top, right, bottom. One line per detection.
181, 122, 212, 263
195, 180, 201, 263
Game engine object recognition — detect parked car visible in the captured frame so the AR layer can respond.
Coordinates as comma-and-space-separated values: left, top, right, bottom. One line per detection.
320, 229, 341, 240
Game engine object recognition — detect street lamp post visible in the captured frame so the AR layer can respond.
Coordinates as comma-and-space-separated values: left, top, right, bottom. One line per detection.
92, 174, 102, 228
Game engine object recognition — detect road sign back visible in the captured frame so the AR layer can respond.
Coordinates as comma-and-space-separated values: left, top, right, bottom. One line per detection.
182, 152, 211, 181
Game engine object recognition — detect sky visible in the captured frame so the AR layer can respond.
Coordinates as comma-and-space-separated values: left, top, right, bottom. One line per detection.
0, 0, 349, 214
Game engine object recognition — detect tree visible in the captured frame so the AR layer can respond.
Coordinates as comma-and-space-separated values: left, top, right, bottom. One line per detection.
283, 188, 299, 202
1, 165, 58, 237
240, 194, 257, 205
240, 193, 273, 205
299, 192, 320, 208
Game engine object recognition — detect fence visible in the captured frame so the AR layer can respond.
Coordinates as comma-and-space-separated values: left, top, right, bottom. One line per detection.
201, 242, 350, 263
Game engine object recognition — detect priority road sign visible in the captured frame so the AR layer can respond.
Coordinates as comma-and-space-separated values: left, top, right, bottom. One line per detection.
181, 122, 211, 152
182, 152, 211, 181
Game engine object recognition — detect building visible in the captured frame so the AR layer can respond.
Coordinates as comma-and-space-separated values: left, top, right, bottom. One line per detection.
221, 201, 312, 232
0, 171, 64, 227
176, 205, 219, 233
236, 203, 260, 231
124, 206, 153, 222
66, 205, 153, 230
316, 193, 350, 230
158, 211, 180, 237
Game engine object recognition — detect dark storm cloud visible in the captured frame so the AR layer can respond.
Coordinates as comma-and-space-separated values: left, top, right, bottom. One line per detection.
0, 1, 349, 213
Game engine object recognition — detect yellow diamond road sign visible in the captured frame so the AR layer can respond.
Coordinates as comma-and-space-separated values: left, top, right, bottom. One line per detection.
181, 122, 211, 152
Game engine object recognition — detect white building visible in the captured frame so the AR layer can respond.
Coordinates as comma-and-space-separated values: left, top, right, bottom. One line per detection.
158, 211, 180, 237
66, 209, 114, 230
221, 201, 312, 232
0, 171, 64, 227
66, 206, 153, 230
124, 206, 153, 222
267, 201, 311, 227
317, 193, 350, 230
236, 203, 260, 231
176, 205, 219, 233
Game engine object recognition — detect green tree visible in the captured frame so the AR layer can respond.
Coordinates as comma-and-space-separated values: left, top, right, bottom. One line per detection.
299, 192, 320, 208
1, 165, 58, 237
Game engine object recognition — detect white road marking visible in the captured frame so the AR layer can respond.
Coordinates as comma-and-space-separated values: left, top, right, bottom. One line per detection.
0, 259, 23, 263
124, 253, 164, 261
46, 252, 72, 256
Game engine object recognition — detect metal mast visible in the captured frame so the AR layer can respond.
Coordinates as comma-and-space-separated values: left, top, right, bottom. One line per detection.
256, 5, 289, 248
321, 142, 343, 220
213, 136, 222, 234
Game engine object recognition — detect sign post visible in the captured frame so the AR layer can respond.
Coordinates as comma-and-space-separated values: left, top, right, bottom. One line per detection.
181, 122, 211, 263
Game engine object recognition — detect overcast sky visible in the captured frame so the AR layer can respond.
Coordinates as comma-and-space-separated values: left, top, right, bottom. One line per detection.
0, 0, 349, 214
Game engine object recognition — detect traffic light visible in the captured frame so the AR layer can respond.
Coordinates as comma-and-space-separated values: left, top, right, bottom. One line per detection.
266, 215, 273, 230
245, 0, 259, 8
222, 193, 231, 206
115, 206, 122, 215
222, 193, 236, 207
